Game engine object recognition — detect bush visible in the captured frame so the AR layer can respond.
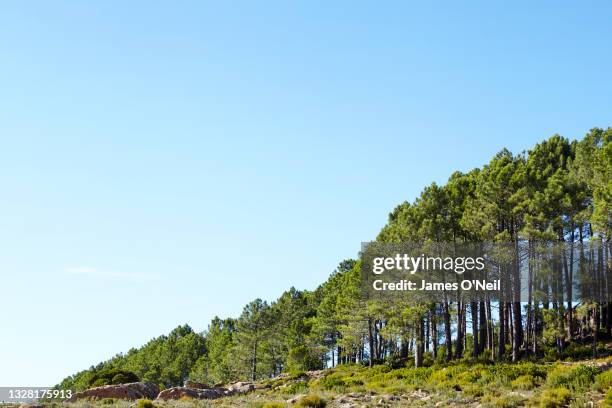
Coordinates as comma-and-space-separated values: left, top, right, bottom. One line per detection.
384, 353, 406, 369
136, 399, 155, 408
388, 367, 432, 384
604, 388, 612, 408
111, 373, 133, 384
595, 369, 612, 391
318, 372, 346, 390
262, 403, 286, 408
295, 395, 326, 408
91, 378, 108, 388
435, 345, 448, 364
101, 398, 116, 405
481, 394, 525, 408
285, 380, 309, 394
487, 362, 547, 384
511, 374, 536, 390
560, 343, 593, 360
539, 387, 571, 408
87, 369, 139, 388
546, 364, 598, 391
462, 385, 484, 398
286, 345, 323, 372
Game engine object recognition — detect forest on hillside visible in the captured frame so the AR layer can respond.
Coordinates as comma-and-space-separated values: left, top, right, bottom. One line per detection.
59, 128, 611, 391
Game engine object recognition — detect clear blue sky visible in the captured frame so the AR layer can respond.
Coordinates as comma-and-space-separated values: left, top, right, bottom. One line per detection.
1, 1, 611, 386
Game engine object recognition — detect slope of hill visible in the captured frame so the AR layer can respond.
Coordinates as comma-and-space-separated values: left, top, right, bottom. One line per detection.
56, 129, 612, 407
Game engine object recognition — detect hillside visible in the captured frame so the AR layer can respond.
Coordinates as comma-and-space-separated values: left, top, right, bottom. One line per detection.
55, 355, 612, 407
55, 129, 612, 407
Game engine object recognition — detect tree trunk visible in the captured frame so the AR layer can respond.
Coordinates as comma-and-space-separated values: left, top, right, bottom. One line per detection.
415, 317, 424, 367
471, 301, 479, 357
444, 299, 452, 361
498, 302, 505, 359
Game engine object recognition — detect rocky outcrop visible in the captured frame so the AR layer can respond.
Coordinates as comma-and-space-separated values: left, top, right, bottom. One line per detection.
156, 386, 226, 400
69, 382, 159, 401
70, 379, 262, 402
226, 381, 255, 394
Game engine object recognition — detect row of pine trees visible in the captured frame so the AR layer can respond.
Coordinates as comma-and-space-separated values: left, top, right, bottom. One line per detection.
60, 128, 611, 389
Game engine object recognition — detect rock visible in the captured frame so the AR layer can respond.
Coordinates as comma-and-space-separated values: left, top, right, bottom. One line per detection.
411, 389, 429, 399
226, 381, 255, 395
183, 380, 207, 389
156, 387, 225, 400
69, 382, 159, 401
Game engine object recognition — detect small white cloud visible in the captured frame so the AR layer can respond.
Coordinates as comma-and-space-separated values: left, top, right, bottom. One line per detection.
65, 266, 159, 282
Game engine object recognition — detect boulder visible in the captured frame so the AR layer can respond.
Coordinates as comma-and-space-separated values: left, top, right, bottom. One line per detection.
156, 387, 225, 400
69, 382, 159, 401
226, 381, 254, 395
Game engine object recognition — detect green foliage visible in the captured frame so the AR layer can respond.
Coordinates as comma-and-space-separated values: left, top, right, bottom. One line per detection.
189, 317, 236, 385
87, 369, 139, 388
262, 403, 286, 408
510, 374, 536, 390
539, 387, 571, 408
285, 380, 309, 394
545, 364, 598, 391
286, 345, 321, 373
135, 399, 155, 408
59, 129, 612, 395
481, 393, 526, 408
604, 388, 612, 408
384, 353, 406, 369
318, 372, 347, 390
60, 325, 205, 391
294, 395, 326, 408
595, 369, 612, 391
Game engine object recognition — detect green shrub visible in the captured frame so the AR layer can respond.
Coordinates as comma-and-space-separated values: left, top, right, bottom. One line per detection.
101, 398, 116, 405
286, 345, 323, 372
384, 353, 406, 369
539, 387, 571, 408
482, 394, 525, 408
285, 380, 309, 394
422, 353, 434, 367
87, 369, 139, 388
318, 372, 346, 390
385, 367, 433, 384
560, 343, 593, 360
511, 374, 536, 390
595, 369, 612, 391
544, 348, 560, 362
262, 403, 285, 408
604, 388, 612, 408
546, 364, 598, 391
435, 345, 448, 364
368, 364, 392, 375
136, 399, 155, 408
111, 373, 133, 384
342, 376, 363, 387
462, 384, 484, 398
295, 395, 326, 408
91, 378, 108, 388
487, 362, 547, 384
287, 371, 307, 380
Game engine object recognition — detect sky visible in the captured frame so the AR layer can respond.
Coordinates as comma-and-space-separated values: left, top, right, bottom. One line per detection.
1, 1, 611, 386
